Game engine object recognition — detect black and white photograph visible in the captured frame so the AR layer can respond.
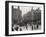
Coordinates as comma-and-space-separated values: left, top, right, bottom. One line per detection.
12, 6, 41, 31
5, 1, 45, 36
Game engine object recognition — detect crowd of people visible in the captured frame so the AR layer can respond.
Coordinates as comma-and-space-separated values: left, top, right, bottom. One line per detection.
12, 20, 41, 31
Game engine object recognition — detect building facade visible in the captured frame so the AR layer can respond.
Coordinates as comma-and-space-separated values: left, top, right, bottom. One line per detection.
12, 6, 22, 25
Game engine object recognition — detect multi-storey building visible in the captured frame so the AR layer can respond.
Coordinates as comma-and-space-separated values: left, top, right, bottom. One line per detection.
12, 6, 22, 25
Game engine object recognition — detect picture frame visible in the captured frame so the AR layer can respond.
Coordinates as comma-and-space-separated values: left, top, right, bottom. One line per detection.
5, 1, 45, 36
